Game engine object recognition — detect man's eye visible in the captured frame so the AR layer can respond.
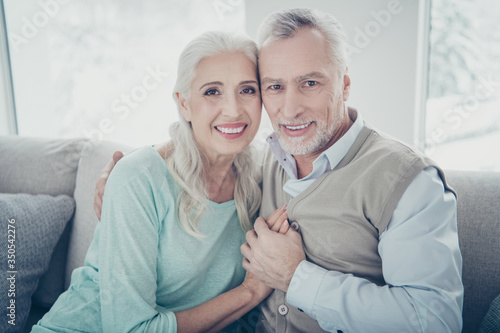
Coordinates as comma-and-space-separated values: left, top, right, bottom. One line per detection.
205, 89, 219, 95
241, 87, 256, 94
304, 81, 317, 87
269, 84, 281, 90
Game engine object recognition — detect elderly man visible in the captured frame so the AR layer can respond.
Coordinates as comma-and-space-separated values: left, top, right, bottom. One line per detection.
95, 8, 463, 333
239, 8, 463, 333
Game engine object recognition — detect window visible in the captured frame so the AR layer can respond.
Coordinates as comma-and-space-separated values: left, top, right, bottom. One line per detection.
425, 0, 500, 171
3, 0, 245, 147
3, 0, 499, 172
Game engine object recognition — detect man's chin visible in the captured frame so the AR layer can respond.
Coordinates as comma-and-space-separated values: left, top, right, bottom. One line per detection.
278, 132, 334, 156
278, 138, 315, 155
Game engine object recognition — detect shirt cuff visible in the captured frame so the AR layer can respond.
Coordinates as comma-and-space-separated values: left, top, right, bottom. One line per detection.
286, 260, 329, 314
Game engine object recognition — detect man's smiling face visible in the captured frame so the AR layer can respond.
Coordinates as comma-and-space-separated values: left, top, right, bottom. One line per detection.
259, 27, 351, 156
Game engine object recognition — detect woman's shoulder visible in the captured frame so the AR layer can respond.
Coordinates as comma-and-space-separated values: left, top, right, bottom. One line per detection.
103, 145, 178, 216
108, 145, 171, 186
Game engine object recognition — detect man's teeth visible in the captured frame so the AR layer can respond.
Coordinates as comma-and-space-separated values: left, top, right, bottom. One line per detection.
216, 126, 245, 134
284, 123, 311, 130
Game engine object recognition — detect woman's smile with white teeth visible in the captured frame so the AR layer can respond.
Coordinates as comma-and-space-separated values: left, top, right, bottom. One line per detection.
215, 125, 246, 134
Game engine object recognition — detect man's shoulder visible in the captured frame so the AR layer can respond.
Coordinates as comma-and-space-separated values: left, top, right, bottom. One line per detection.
341, 125, 439, 191
362, 125, 428, 165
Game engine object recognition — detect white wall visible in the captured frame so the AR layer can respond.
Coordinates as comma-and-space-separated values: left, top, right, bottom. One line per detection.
245, 0, 423, 146
0, 66, 14, 135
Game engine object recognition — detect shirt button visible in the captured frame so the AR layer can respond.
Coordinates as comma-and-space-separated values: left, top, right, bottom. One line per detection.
278, 304, 289, 316
290, 221, 300, 231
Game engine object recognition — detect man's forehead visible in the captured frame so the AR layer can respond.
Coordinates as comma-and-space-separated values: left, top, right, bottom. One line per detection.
258, 31, 334, 81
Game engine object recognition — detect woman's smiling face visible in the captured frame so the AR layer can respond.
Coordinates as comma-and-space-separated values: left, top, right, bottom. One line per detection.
177, 52, 262, 163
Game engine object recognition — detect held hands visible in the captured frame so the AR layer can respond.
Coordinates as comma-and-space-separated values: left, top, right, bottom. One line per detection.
265, 205, 290, 234
93, 151, 124, 220
241, 206, 306, 293
240, 206, 289, 301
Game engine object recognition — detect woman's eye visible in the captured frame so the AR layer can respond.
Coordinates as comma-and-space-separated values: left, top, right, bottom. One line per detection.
205, 89, 219, 95
241, 87, 256, 94
304, 81, 317, 87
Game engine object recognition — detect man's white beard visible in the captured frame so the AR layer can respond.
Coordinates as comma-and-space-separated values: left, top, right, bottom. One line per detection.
274, 118, 337, 155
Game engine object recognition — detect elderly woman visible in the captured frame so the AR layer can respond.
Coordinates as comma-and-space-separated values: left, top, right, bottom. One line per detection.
31, 31, 288, 333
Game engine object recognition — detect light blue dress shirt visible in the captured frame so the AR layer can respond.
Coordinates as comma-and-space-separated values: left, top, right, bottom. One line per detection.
267, 109, 464, 332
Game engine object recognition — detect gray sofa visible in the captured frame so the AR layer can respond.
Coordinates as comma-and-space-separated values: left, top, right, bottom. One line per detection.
0, 136, 498, 333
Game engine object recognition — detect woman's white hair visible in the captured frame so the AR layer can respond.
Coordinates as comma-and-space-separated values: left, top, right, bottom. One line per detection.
167, 30, 261, 238
257, 8, 349, 76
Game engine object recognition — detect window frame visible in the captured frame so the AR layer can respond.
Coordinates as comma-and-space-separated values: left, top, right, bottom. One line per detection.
0, 0, 17, 135
415, 0, 431, 152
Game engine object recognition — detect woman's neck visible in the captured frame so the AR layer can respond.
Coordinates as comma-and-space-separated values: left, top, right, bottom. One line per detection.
204, 156, 236, 203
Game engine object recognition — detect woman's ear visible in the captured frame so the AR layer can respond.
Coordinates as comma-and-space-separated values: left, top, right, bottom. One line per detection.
176, 92, 191, 122
342, 67, 351, 101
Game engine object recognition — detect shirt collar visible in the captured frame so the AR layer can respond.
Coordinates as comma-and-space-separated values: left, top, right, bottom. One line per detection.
266, 107, 364, 180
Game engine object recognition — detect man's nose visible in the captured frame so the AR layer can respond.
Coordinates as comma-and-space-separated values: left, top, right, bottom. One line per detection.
281, 89, 304, 119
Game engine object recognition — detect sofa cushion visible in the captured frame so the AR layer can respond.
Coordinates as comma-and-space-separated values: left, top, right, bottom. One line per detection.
446, 171, 500, 333
31, 223, 72, 307
0, 136, 86, 309
65, 140, 132, 288
0, 193, 75, 333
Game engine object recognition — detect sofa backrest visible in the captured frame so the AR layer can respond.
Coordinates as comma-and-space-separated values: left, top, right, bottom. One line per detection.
446, 170, 500, 333
65, 139, 131, 288
0, 136, 84, 196
0, 136, 131, 307
0, 136, 85, 306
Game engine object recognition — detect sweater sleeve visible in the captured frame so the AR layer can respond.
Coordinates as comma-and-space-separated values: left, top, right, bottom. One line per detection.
99, 154, 177, 332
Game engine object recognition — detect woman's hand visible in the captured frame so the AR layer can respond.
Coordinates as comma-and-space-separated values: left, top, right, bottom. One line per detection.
265, 205, 289, 234
241, 271, 273, 304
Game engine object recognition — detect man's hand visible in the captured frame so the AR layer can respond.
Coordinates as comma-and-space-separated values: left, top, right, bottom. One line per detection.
93, 151, 124, 220
241, 217, 306, 292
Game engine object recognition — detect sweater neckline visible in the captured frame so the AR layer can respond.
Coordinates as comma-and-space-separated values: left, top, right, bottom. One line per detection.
287, 125, 373, 215
146, 145, 235, 208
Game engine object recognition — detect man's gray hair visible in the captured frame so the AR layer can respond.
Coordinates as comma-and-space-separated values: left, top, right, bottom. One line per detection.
257, 8, 349, 76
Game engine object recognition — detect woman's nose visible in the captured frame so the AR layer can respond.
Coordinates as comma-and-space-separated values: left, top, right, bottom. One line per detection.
221, 93, 242, 118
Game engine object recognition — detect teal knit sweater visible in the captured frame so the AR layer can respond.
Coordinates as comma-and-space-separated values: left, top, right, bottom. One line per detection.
33, 146, 246, 332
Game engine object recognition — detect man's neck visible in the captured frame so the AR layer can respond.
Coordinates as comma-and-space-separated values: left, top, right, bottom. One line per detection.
294, 113, 353, 179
